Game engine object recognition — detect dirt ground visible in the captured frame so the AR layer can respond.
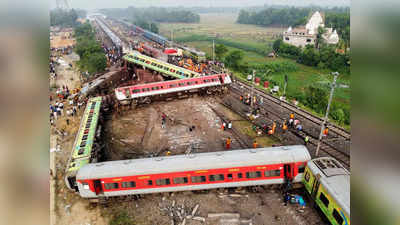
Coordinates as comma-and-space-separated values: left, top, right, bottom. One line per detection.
100, 187, 325, 225
103, 96, 245, 161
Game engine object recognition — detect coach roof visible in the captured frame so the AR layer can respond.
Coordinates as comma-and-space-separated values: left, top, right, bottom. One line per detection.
77, 145, 311, 180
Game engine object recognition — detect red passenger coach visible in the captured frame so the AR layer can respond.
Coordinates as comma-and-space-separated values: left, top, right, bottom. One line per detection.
115, 74, 232, 103
76, 145, 311, 198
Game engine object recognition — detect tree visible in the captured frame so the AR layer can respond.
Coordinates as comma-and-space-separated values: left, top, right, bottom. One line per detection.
316, 26, 326, 49
305, 86, 328, 113
86, 53, 107, 74
215, 44, 228, 60
150, 23, 159, 34
272, 39, 282, 53
224, 50, 244, 70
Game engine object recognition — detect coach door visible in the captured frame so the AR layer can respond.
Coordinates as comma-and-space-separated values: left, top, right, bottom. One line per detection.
219, 75, 224, 84
312, 174, 321, 198
284, 164, 293, 179
93, 180, 103, 195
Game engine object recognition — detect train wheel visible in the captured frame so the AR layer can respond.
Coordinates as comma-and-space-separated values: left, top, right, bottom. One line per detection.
206, 89, 212, 95
143, 97, 151, 104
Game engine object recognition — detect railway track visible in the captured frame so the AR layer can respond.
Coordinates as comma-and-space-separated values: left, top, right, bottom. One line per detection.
231, 80, 350, 140
222, 90, 350, 170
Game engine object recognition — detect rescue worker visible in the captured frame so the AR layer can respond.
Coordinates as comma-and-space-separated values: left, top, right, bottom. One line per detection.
221, 122, 225, 131
166, 151, 171, 156
225, 137, 231, 149
290, 113, 294, 120
240, 95, 243, 102
288, 118, 294, 128
253, 140, 258, 148
323, 127, 329, 137
223, 122, 227, 131
282, 120, 288, 133
304, 136, 309, 145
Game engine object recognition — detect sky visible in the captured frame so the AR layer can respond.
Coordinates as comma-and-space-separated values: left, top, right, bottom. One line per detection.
51, 0, 350, 10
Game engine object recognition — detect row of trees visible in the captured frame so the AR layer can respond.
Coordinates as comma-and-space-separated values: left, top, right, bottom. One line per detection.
50, 9, 86, 27
273, 39, 350, 74
74, 23, 107, 75
237, 7, 312, 27
237, 6, 350, 46
101, 7, 200, 23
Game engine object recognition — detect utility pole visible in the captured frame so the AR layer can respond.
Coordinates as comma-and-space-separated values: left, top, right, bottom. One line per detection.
250, 70, 256, 109
283, 74, 288, 98
315, 72, 339, 157
212, 39, 215, 62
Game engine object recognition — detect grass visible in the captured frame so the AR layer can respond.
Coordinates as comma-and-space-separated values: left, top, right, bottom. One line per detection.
233, 121, 280, 147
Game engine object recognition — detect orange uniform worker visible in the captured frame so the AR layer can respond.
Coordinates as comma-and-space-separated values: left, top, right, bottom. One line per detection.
226, 137, 231, 149
290, 113, 295, 119
253, 140, 258, 148
282, 120, 288, 132
323, 127, 329, 137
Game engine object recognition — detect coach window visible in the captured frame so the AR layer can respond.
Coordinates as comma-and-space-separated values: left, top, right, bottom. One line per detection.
152, 87, 159, 90
209, 174, 224, 182
151, 62, 156, 66
104, 183, 119, 190
156, 178, 171, 186
332, 209, 344, 225
148, 180, 153, 186
142, 88, 147, 92
133, 89, 141, 93
178, 83, 185, 86
238, 173, 243, 179
194, 81, 198, 84
265, 169, 281, 177
319, 192, 330, 208
121, 181, 136, 188
246, 171, 262, 179
82, 182, 90, 190
304, 171, 310, 182
170, 84, 177, 88
191, 176, 206, 183
173, 177, 188, 184
298, 165, 305, 173
227, 174, 233, 180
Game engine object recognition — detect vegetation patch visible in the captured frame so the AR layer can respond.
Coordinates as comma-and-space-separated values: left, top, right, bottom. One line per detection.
74, 23, 107, 76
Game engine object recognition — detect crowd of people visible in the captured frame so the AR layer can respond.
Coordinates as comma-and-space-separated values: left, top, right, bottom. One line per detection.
103, 44, 123, 66
49, 84, 87, 127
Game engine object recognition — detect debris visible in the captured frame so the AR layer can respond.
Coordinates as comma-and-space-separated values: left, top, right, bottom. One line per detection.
219, 218, 239, 225
180, 218, 186, 225
208, 213, 240, 219
192, 216, 206, 222
64, 204, 71, 215
191, 204, 199, 216
228, 194, 249, 198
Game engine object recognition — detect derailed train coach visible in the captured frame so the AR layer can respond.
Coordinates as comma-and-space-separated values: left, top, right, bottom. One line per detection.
75, 145, 311, 198
303, 157, 350, 225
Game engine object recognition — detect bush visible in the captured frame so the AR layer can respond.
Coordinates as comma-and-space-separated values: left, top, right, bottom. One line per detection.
110, 212, 134, 225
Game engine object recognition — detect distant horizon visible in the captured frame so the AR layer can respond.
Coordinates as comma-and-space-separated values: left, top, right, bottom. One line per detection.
50, 0, 350, 11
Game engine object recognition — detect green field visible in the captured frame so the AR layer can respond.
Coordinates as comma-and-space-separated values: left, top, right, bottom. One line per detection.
159, 13, 350, 127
